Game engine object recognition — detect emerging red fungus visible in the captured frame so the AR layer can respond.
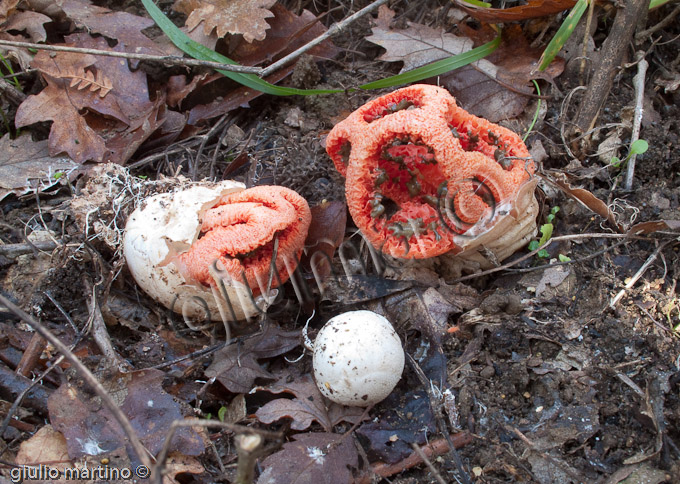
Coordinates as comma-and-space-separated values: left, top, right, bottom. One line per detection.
178, 185, 311, 294
326, 84, 535, 259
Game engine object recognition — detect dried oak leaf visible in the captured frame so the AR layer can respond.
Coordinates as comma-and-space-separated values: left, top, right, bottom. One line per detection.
257, 432, 360, 484
15, 34, 159, 163
174, 0, 277, 42
58, 0, 177, 62
2, 10, 51, 42
228, 4, 341, 66
0, 0, 20, 22
185, 4, 339, 125
0, 133, 78, 202
0, 8, 52, 70
48, 369, 204, 461
204, 324, 301, 394
438, 26, 564, 122
366, 5, 473, 74
254, 373, 366, 431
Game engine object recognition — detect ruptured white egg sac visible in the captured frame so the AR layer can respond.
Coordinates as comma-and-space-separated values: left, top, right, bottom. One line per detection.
123, 180, 264, 322
312, 310, 405, 407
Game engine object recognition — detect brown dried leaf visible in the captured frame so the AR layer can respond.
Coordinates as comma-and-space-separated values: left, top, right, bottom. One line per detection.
457, 0, 577, 22
2, 10, 51, 42
257, 432, 360, 484
254, 373, 366, 431
204, 324, 301, 393
228, 4, 340, 67
48, 369, 205, 460
0, 0, 20, 22
174, 0, 277, 42
15, 424, 70, 465
627, 220, 680, 235
15, 82, 108, 163
0, 133, 78, 202
437, 26, 563, 122
15, 34, 158, 163
50, 66, 113, 97
367, 5, 473, 74
547, 172, 622, 232
58, 0, 176, 61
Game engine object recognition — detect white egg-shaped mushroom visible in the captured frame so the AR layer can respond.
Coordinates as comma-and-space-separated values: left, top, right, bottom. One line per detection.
312, 310, 404, 406
123, 180, 264, 322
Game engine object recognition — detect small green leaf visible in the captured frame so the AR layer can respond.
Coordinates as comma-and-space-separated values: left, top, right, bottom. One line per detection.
610, 156, 621, 167
551, 206, 560, 215
558, 254, 572, 262
538, 223, 553, 245
649, 0, 671, 9
528, 240, 539, 251
537, 249, 550, 258
217, 406, 227, 422
53, 171, 64, 180
629, 139, 648, 156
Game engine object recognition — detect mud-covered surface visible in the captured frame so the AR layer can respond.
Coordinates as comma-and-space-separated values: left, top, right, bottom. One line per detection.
1, 1, 680, 483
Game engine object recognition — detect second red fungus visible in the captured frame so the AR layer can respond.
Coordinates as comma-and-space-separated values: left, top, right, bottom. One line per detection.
327, 84, 535, 259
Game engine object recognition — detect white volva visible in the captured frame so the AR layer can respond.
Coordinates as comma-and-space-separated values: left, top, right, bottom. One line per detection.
313, 310, 404, 406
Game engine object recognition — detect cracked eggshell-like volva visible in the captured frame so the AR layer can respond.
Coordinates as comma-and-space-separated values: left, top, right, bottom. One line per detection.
313, 310, 404, 407
123, 180, 262, 322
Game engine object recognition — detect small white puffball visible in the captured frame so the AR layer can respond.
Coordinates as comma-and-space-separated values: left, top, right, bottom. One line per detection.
123, 180, 263, 322
313, 310, 404, 407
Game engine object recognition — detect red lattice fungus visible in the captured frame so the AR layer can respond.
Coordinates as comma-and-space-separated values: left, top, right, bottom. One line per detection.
326, 84, 536, 259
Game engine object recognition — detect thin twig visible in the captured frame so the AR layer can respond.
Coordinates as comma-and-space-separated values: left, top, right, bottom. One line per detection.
0, 292, 153, 469
451, 233, 645, 283
624, 52, 648, 190
0, 240, 61, 257
83, 278, 129, 371
635, 4, 680, 43
411, 443, 448, 484
362, 433, 473, 483
260, 0, 390, 77
0, 39, 262, 74
609, 240, 673, 307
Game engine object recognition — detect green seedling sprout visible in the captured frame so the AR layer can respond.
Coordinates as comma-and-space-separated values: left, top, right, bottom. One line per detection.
528, 206, 563, 259
610, 139, 648, 168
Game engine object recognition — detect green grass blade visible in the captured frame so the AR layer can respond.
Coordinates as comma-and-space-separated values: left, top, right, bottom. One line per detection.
359, 34, 501, 90
537, 0, 589, 71
141, 0, 337, 96
143, 0, 499, 95
460, 0, 492, 7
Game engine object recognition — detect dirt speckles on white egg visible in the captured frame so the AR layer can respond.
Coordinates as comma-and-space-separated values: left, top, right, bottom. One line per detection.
123, 180, 262, 322
312, 310, 404, 406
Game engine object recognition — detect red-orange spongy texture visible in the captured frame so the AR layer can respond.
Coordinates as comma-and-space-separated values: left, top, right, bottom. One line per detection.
326, 84, 535, 259
178, 186, 311, 293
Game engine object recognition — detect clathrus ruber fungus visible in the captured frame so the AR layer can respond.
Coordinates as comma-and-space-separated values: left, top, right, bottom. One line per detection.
124, 182, 311, 321
326, 84, 538, 266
